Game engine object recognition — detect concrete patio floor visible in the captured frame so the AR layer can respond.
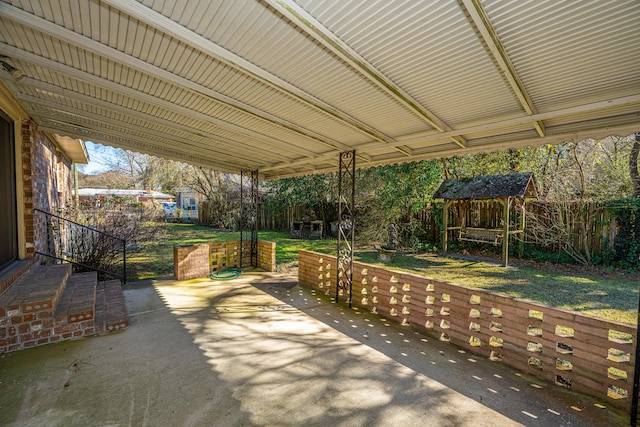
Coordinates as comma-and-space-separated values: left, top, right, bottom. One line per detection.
0, 270, 630, 426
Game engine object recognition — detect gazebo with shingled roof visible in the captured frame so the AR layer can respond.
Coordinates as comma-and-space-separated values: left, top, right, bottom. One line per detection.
433, 172, 538, 266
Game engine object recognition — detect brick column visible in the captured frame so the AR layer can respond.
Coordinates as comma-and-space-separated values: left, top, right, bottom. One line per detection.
173, 244, 210, 280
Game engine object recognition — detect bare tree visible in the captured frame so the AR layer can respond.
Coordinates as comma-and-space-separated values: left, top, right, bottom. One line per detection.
185, 167, 239, 229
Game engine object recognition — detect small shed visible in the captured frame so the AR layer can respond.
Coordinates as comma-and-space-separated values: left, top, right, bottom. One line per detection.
433, 172, 538, 266
173, 186, 199, 222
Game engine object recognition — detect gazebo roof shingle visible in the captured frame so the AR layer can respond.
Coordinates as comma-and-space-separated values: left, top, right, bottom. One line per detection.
433, 172, 537, 200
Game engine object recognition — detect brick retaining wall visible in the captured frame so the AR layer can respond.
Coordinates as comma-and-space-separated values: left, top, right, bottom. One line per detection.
298, 249, 636, 411
174, 240, 276, 280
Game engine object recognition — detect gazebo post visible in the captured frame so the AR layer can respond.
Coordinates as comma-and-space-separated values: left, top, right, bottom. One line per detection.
442, 199, 451, 255
502, 197, 510, 267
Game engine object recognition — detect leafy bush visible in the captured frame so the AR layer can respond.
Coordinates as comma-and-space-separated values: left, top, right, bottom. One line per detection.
607, 199, 640, 269
520, 246, 578, 265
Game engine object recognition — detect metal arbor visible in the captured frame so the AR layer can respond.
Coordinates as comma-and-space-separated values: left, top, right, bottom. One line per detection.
240, 170, 259, 268
335, 151, 356, 307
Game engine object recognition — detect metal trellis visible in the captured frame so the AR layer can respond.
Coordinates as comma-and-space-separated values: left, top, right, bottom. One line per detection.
335, 150, 355, 307
240, 170, 259, 268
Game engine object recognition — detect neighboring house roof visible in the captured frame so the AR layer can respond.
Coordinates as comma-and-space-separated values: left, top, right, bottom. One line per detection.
433, 172, 538, 200
173, 186, 197, 193
78, 188, 173, 199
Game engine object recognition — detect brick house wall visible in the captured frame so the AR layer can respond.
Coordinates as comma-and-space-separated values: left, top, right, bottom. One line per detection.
21, 119, 74, 258
1, 84, 80, 294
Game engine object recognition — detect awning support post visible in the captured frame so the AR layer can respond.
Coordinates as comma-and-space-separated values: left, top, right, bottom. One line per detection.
250, 170, 258, 267
335, 150, 356, 308
239, 170, 259, 268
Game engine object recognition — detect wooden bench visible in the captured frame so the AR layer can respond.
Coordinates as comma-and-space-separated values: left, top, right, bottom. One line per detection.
458, 227, 503, 246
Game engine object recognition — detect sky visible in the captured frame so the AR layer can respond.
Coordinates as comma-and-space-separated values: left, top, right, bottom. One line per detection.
80, 141, 121, 175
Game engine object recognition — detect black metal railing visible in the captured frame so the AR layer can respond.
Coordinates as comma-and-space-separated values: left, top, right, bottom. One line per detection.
34, 208, 127, 284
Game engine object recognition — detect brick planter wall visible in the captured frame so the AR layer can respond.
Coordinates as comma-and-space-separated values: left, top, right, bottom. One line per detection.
174, 240, 277, 280
257, 240, 276, 272
173, 244, 211, 280
298, 249, 636, 411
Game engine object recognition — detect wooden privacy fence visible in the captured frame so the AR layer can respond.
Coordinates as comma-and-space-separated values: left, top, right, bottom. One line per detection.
199, 203, 308, 231
298, 249, 636, 412
525, 201, 615, 258
259, 205, 308, 231
258, 200, 638, 264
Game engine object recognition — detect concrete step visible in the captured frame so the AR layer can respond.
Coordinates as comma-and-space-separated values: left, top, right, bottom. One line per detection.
94, 280, 128, 335
54, 271, 98, 338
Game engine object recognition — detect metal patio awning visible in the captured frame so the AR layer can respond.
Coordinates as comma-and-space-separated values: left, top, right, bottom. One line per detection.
0, 0, 638, 179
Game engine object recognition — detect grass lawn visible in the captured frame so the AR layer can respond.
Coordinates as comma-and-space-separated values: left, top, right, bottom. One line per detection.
129, 223, 639, 324
128, 223, 337, 280
356, 250, 639, 325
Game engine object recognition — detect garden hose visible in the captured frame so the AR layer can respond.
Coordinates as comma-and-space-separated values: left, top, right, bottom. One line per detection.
209, 267, 242, 280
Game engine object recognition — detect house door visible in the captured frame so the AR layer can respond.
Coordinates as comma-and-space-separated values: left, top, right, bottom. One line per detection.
0, 111, 17, 271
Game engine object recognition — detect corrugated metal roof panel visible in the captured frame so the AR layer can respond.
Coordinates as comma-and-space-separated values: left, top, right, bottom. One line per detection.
0, 0, 638, 179
486, 0, 640, 111
301, 0, 521, 128
164, 0, 427, 138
